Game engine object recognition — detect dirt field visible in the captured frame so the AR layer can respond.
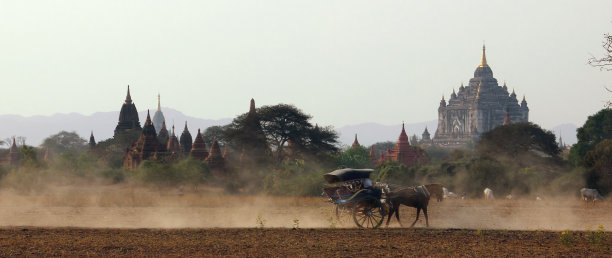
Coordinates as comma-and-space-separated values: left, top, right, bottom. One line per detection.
0, 186, 610, 256
1, 227, 610, 256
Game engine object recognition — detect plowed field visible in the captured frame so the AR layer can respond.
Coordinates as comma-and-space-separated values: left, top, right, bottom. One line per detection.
1, 227, 610, 257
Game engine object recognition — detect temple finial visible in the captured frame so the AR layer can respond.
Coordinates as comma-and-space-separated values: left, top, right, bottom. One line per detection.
249, 98, 256, 113
125, 85, 132, 104
157, 93, 161, 111
479, 44, 489, 67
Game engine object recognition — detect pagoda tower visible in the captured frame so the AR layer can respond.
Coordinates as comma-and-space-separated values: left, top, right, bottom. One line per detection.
43, 147, 53, 162
433, 45, 529, 147
190, 129, 209, 160
387, 123, 427, 167
152, 94, 166, 134
369, 146, 377, 165
239, 98, 268, 163
123, 110, 166, 169
205, 138, 225, 170
89, 131, 96, 149
167, 125, 181, 153
503, 108, 511, 125
180, 122, 193, 154
157, 121, 169, 146
114, 85, 142, 137
351, 134, 361, 149
8, 138, 21, 168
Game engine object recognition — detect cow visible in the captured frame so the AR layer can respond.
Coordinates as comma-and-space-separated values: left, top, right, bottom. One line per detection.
580, 188, 603, 202
505, 194, 513, 200
442, 187, 458, 199
484, 188, 495, 200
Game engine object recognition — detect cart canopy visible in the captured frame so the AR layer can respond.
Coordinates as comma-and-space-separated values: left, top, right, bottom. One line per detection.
323, 168, 374, 184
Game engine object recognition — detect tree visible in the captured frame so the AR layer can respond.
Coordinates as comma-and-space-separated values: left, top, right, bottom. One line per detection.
589, 32, 612, 71
225, 103, 339, 163
569, 109, 612, 166
589, 31, 612, 107
337, 145, 372, 169
40, 131, 87, 154
202, 125, 228, 147
224, 101, 269, 163
583, 139, 612, 195
258, 104, 313, 159
477, 122, 560, 159
248, 104, 338, 161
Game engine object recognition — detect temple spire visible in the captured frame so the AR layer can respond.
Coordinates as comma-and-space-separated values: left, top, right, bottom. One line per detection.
157, 93, 161, 111
125, 85, 132, 104
479, 44, 489, 67
503, 108, 511, 125
145, 110, 152, 125
351, 134, 360, 148
249, 98, 256, 113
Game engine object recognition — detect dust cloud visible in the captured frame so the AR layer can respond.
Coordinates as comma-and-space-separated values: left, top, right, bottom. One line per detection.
0, 184, 609, 231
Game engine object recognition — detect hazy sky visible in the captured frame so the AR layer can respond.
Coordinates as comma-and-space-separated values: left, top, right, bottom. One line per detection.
1, 1, 611, 130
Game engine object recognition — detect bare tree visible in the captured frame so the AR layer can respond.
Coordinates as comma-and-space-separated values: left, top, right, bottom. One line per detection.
589, 32, 612, 107
589, 33, 612, 70
3, 136, 27, 147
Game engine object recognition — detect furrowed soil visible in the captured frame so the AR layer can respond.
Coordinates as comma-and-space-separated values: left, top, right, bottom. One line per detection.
0, 186, 611, 256
0, 227, 610, 257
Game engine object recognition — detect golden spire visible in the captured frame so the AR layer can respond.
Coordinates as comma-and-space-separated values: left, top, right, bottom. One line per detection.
157, 93, 161, 111
479, 44, 489, 68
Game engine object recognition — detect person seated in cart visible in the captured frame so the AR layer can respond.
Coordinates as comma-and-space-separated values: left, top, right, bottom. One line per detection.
363, 178, 373, 189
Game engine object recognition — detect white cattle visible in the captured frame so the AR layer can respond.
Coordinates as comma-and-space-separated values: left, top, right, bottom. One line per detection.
580, 188, 603, 202
505, 194, 513, 200
442, 187, 458, 199
484, 188, 495, 200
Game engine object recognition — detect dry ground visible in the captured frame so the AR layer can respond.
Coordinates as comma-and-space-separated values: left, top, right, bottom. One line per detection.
0, 227, 610, 257
0, 186, 611, 256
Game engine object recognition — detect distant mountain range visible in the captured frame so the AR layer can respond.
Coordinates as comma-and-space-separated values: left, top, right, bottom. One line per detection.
0, 109, 578, 147
0, 108, 232, 146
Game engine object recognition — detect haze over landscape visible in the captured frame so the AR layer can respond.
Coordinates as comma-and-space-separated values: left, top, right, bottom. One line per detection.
1, 0, 611, 145
2, 2, 612, 256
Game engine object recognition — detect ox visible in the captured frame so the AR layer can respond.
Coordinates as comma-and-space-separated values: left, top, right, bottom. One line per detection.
580, 188, 603, 202
484, 188, 495, 200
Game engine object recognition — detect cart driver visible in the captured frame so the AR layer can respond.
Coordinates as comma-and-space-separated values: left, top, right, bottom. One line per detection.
363, 178, 373, 190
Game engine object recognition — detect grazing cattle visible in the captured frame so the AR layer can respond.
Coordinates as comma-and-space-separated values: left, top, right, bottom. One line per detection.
505, 194, 513, 200
580, 188, 604, 202
442, 187, 458, 199
484, 188, 495, 200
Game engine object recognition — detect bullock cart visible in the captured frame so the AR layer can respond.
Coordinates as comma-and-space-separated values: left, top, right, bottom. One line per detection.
322, 168, 387, 228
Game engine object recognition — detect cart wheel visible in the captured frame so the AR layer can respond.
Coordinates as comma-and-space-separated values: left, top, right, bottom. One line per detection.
353, 197, 385, 229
